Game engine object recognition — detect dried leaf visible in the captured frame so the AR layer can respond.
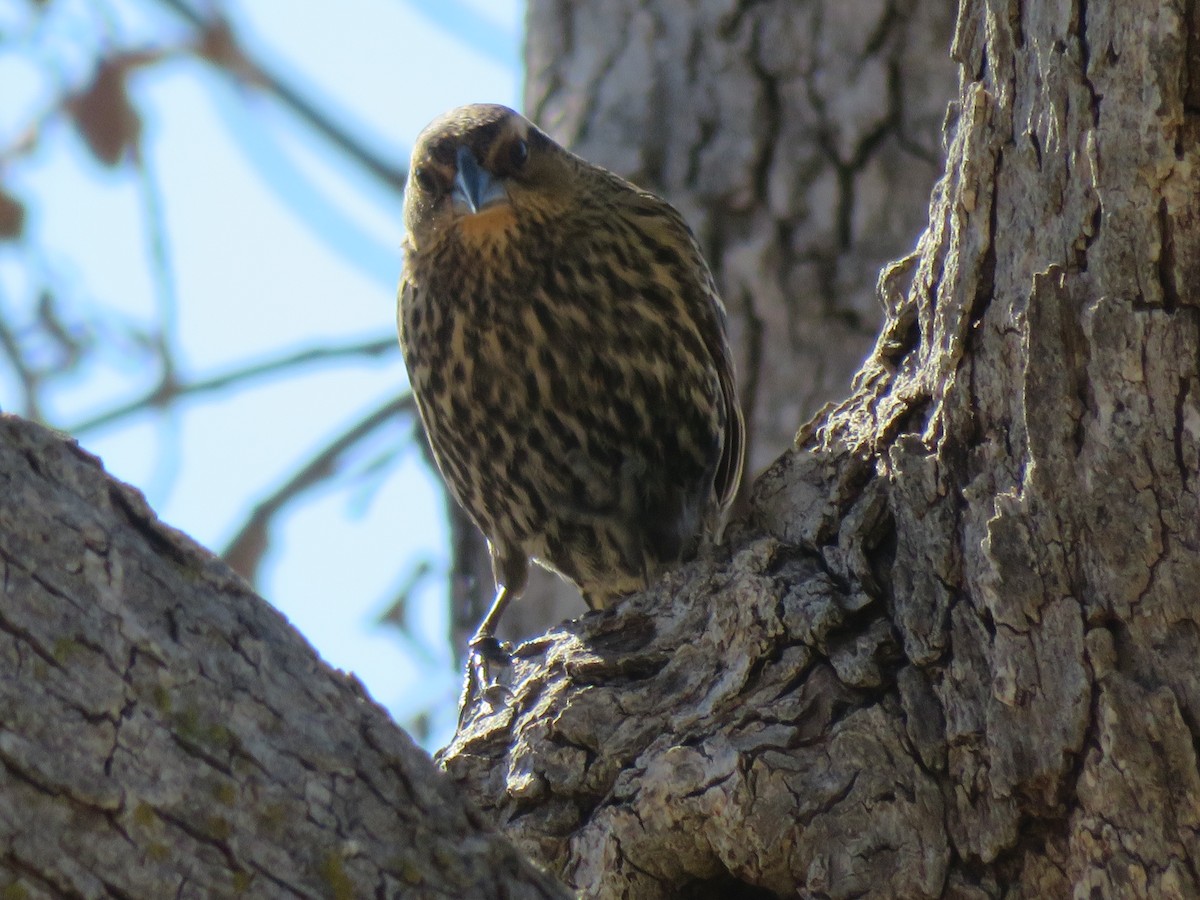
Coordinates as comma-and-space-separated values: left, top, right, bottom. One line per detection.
0, 188, 25, 240
194, 16, 256, 83
67, 53, 162, 167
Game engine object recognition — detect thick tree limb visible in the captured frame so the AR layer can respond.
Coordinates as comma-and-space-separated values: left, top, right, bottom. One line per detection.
0, 415, 565, 899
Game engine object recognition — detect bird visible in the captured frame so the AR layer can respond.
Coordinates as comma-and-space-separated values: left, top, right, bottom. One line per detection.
397, 103, 744, 694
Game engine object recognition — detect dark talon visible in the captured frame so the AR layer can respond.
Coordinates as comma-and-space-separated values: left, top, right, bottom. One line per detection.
470, 635, 512, 669
457, 627, 514, 723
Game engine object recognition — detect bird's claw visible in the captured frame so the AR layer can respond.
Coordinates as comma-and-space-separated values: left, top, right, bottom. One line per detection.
457, 635, 513, 724
470, 634, 512, 672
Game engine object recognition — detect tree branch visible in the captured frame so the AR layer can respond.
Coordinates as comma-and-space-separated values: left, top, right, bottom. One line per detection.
68, 335, 398, 435
153, 0, 408, 194
221, 393, 415, 582
0, 413, 567, 898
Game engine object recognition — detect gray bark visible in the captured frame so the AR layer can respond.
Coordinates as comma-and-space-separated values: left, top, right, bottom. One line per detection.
2, 1, 1197, 897
453, 0, 961, 650
0, 416, 566, 899
440, 1, 1200, 898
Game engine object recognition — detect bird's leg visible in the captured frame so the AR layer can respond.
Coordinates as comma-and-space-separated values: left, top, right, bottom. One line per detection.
469, 582, 515, 676
458, 583, 515, 719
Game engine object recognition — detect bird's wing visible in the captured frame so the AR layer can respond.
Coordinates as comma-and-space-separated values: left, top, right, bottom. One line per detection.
695, 270, 745, 523
710, 306, 746, 518
622, 188, 746, 522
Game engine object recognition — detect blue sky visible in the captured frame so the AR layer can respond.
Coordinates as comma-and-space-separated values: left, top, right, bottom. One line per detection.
0, 0, 524, 747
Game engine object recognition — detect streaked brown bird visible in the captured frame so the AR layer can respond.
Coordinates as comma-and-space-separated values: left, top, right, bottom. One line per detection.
398, 103, 744, 681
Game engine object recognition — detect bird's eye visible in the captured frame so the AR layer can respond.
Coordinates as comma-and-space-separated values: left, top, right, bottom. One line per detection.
509, 139, 529, 171
413, 166, 436, 193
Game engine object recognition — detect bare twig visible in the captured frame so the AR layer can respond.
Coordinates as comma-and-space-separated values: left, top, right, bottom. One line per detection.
133, 150, 179, 371
152, 0, 408, 194
67, 335, 398, 434
222, 393, 416, 583
0, 307, 41, 421
132, 140, 188, 497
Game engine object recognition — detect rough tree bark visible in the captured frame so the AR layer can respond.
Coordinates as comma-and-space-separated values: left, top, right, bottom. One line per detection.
440, 0, 1200, 898
2, 0, 1197, 898
452, 0, 960, 650
0, 418, 565, 898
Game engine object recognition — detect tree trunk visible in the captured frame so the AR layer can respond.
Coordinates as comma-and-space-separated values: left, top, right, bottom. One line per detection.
452, 0, 962, 651
0, 416, 566, 899
440, 0, 1200, 898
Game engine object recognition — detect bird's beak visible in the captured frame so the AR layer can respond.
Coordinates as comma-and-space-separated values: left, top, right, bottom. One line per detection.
452, 145, 508, 215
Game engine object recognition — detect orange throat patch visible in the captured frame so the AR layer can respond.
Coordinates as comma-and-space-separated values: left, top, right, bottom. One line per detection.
456, 204, 517, 243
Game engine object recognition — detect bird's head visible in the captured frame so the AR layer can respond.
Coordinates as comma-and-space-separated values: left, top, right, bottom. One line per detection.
402, 104, 581, 254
